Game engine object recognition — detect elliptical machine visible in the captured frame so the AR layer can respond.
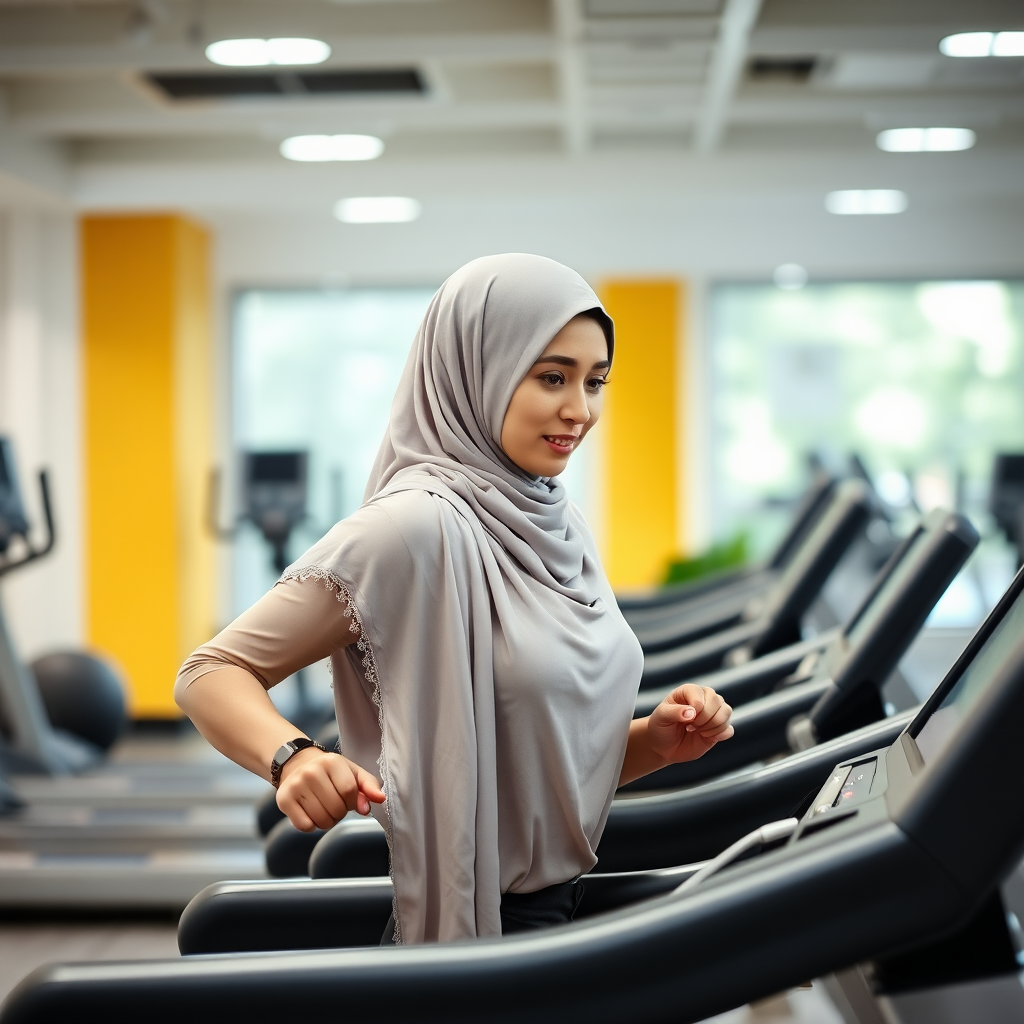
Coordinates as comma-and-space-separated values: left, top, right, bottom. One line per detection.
0, 436, 126, 778
209, 451, 331, 729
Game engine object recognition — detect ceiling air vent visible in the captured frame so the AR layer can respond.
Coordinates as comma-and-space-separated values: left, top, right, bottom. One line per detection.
747, 58, 816, 82
147, 68, 424, 100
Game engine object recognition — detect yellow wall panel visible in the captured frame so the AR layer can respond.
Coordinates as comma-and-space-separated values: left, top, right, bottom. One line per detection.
173, 219, 216, 670
600, 280, 683, 589
82, 214, 213, 717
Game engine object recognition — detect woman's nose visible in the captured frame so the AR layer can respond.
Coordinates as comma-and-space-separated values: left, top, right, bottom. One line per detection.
561, 386, 591, 423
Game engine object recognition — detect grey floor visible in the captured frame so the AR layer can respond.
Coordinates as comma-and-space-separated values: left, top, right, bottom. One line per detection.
0, 919, 179, 1003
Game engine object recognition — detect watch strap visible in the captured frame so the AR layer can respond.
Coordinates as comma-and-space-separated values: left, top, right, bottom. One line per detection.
271, 736, 329, 788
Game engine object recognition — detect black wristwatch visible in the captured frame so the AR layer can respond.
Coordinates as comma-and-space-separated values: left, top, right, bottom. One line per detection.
270, 737, 329, 788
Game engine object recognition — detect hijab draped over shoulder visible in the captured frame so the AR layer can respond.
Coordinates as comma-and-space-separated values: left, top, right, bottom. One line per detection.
283, 253, 642, 943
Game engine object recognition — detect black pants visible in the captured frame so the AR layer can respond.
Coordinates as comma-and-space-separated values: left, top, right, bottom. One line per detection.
380, 879, 584, 944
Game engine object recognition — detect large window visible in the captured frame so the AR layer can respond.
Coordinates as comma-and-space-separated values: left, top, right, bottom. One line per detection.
710, 279, 1024, 618
232, 287, 436, 616
711, 280, 1024, 535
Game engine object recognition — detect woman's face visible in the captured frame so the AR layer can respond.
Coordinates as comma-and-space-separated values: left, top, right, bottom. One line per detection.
500, 314, 610, 477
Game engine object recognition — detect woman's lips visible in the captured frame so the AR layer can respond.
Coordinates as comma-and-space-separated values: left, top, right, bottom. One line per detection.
543, 435, 577, 454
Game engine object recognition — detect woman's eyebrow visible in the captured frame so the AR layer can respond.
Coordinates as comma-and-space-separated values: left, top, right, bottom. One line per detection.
533, 355, 612, 370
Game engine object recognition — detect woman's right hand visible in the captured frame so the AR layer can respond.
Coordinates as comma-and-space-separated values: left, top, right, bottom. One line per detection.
276, 748, 386, 832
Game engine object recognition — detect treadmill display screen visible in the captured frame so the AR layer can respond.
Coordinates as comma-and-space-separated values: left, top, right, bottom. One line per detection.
912, 586, 1024, 765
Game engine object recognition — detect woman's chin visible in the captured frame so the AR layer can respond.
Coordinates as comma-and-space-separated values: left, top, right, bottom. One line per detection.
535, 455, 572, 477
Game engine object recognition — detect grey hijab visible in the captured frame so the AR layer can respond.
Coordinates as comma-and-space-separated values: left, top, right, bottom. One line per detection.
367, 252, 613, 598
284, 254, 631, 944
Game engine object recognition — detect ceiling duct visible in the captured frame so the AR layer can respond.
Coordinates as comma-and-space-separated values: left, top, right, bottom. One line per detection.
747, 57, 816, 82
146, 68, 424, 100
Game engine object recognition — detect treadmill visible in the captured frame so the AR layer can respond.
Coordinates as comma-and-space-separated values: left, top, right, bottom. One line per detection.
261, 505, 977, 880
637, 479, 871, 686
0, 438, 266, 909
616, 470, 835, 622
7, 557, 1024, 1023
627, 475, 842, 651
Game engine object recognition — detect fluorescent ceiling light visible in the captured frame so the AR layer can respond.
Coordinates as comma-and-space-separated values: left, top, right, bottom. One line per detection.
825, 190, 908, 215
281, 134, 384, 162
939, 31, 1024, 57
876, 127, 976, 152
993, 31, 1024, 56
205, 37, 331, 67
773, 264, 808, 290
334, 197, 421, 223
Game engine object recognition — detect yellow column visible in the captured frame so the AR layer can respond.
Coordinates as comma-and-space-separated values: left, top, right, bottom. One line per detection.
599, 279, 683, 589
82, 214, 215, 717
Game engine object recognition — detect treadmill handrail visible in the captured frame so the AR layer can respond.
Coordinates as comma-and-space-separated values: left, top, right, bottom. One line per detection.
747, 479, 871, 659
634, 631, 837, 717
0, 822, 964, 1024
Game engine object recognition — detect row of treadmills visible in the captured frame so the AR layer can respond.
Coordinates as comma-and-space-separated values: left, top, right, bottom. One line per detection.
6, 469, 1024, 1022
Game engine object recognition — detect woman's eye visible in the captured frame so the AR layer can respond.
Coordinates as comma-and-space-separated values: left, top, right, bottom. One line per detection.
539, 372, 564, 386
587, 377, 609, 392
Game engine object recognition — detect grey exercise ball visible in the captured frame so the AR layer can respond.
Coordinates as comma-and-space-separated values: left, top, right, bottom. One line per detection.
31, 651, 128, 751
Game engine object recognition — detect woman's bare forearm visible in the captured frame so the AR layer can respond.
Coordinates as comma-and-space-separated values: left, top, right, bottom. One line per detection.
174, 667, 308, 782
618, 716, 667, 787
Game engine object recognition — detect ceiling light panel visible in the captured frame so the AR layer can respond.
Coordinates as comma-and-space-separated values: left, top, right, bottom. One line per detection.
825, 190, 908, 215
281, 135, 384, 161
939, 31, 1024, 58
334, 197, 421, 223
206, 38, 331, 67
876, 127, 976, 152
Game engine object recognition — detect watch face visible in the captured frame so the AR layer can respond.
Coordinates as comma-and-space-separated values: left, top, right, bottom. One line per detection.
273, 741, 297, 765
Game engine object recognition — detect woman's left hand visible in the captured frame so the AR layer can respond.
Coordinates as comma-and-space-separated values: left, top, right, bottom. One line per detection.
648, 683, 734, 764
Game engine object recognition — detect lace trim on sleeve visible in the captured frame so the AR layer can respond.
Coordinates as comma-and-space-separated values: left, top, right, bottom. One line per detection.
278, 564, 403, 944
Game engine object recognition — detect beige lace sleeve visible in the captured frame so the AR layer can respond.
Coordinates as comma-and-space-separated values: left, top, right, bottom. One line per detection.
175, 576, 359, 693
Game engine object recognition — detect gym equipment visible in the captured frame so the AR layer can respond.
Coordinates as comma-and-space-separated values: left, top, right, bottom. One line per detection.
616, 470, 835, 618
990, 452, 1024, 567
636, 507, 978, 786
31, 652, 126, 752
0, 437, 107, 775
264, 506, 976, 879
209, 450, 328, 726
637, 478, 871, 687
9, 559, 1024, 1024
0, 437, 266, 909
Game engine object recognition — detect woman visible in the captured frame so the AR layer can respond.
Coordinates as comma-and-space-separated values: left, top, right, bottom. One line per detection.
175, 253, 733, 945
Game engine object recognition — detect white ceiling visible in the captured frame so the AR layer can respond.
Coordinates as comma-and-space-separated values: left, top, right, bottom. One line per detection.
0, 0, 1021, 282
0, 0, 1020, 161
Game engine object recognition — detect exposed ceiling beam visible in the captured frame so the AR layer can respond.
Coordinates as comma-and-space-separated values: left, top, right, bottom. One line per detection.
728, 92, 1023, 125
693, 0, 762, 153
553, 0, 588, 154
10, 100, 569, 137
0, 102, 70, 202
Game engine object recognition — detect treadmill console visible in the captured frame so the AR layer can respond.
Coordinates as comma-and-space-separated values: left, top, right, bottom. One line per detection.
794, 749, 888, 840
811, 759, 876, 815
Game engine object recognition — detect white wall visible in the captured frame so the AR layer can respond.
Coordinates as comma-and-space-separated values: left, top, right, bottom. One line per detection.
0, 210, 82, 661
70, 146, 1024, 286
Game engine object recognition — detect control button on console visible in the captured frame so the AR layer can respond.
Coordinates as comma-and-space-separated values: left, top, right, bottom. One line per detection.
836, 759, 876, 807
813, 766, 852, 815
